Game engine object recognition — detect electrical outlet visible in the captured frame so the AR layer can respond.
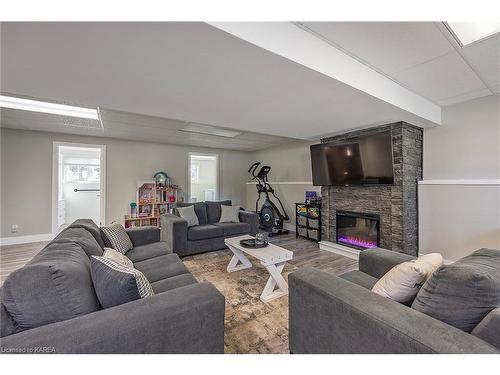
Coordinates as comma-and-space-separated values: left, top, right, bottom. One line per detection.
11, 224, 18, 233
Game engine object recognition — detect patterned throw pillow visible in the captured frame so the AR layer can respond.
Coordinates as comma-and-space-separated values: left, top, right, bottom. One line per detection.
100, 223, 133, 254
103, 247, 133, 268
90, 256, 154, 309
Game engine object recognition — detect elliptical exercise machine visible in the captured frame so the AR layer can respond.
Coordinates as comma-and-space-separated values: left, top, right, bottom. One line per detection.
248, 162, 290, 236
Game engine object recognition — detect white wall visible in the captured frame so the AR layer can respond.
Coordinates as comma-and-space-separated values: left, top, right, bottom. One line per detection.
419, 95, 500, 261
246, 140, 321, 228
1, 128, 250, 238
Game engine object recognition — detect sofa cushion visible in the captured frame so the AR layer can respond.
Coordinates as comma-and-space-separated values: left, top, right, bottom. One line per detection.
1, 241, 101, 330
176, 202, 208, 225
187, 224, 224, 241
339, 270, 379, 290
412, 248, 500, 332
68, 219, 105, 249
213, 222, 250, 237
471, 308, 500, 349
100, 223, 133, 254
53, 227, 104, 257
0, 302, 22, 338
126, 241, 170, 263
133, 253, 189, 283
151, 273, 198, 294
206, 200, 231, 223
90, 256, 154, 309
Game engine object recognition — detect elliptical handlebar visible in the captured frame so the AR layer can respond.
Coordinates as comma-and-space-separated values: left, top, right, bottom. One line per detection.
248, 162, 261, 180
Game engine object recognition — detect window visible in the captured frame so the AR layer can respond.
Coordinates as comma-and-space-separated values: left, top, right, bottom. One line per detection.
188, 153, 218, 202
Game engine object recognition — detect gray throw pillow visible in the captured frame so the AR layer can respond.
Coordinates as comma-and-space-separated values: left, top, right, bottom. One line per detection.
90, 256, 154, 309
177, 205, 199, 227
219, 205, 240, 223
412, 248, 500, 332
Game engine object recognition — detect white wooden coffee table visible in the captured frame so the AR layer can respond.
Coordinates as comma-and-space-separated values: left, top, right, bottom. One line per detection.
225, 235, 293, 303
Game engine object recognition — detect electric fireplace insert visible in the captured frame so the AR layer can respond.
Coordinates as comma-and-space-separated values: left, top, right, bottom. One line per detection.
336, 210, 380, 250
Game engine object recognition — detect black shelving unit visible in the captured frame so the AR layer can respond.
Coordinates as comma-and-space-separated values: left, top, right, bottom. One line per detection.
295, 202, 321, 242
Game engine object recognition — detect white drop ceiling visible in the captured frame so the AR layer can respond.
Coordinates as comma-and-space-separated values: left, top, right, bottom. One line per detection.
299, 22, 499, 106
1, 22, 498, 149
0, 106, 292, 151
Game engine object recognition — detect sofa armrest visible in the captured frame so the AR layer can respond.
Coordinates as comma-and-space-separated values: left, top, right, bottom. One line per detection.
0, 283, 225, 354
239, 210, 259, 236
160, 213, 188, 255
359, 248, 416, 279
126, 226, 160, 247
289, 268, 499, 354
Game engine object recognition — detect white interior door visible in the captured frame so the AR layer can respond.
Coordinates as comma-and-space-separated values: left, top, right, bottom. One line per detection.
53, 143, 106, 233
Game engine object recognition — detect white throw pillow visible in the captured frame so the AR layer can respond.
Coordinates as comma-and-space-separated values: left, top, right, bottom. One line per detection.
219, 205, 240, 223
372, 253, 443, 304
103, 247, 134, 268
177, 205, 199, 227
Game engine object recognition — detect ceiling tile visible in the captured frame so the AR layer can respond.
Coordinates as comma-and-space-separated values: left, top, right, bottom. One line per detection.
437, 88, 493, 106
301, 22, 455, 74
461, 35, 500, 88
391, 51, 488, 102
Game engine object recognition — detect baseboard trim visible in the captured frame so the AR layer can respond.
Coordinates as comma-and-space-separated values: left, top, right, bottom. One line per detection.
0, 233, 54, 246
284, 223, 296, 233
319, 241, 360, 260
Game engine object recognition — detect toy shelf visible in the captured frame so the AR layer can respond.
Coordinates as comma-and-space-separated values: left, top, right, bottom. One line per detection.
295, 202, 322, 242
124, 181, 180, 228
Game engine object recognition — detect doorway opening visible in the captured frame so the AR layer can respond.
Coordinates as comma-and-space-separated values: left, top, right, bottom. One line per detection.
52, 142, 106, 234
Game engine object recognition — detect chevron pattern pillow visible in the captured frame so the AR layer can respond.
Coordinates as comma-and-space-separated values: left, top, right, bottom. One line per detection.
100, 223, 133, 254
90, 256, 154, 309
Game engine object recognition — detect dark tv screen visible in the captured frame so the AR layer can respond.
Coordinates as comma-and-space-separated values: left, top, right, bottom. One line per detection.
310, 131, 394, 186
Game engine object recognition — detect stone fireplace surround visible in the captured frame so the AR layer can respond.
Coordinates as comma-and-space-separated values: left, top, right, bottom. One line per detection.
320, 122, 423, 256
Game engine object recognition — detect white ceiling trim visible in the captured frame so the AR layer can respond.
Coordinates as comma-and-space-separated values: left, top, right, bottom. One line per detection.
209, 22, 442, 126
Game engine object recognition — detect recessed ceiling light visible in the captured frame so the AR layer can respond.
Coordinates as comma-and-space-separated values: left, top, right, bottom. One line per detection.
180, 122, 242, 138
446, 22, 500, 46
0, 95, 99, 120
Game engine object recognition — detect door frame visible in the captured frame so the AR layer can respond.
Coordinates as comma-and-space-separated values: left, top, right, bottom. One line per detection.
52, 141, 107, 235
187, 152, 219, 202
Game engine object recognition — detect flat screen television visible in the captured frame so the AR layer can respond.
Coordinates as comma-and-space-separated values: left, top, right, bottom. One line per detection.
310, 131, 394, 186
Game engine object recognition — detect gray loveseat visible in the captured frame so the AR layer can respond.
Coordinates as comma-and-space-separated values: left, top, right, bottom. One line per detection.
289, 248, 500, 354
160, 200, 259, 257
0, 219, 225, 354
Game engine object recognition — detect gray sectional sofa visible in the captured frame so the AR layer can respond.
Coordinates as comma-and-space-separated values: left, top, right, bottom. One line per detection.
289, 247, 500, 354
0, 219, 225, 354
161, 200, 259, 257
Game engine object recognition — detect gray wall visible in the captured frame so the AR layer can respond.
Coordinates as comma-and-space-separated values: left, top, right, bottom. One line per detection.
419, 95, 500, 261
1, 128, 250, 238
423, 95, 500, 179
